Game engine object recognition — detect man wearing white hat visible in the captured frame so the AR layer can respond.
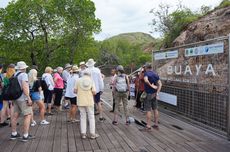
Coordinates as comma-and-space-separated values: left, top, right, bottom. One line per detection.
79, 61, 86, 77
10, 61, 34, 142
62, 63, 72, 109
86, 58, 105, 122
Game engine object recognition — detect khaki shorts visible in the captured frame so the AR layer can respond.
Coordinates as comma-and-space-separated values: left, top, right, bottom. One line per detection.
13, 100, 32, 116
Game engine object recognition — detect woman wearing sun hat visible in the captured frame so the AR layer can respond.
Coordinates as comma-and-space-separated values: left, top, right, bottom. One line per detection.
74, 69, 99, 139
65, 65, 80, 123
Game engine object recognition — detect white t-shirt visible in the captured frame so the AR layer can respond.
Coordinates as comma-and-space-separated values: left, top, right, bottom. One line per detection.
15, 71, 28, 101
65, 73, 79, 98
42, 73, 54, 91
62, 70, 70, 82
87, 67, 104, 93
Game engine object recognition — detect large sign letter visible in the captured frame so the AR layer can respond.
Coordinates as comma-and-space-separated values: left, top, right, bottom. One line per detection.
195, 64, 202, 76
205, 64, 216, 76
175, 65, 182, 75
184, 65, 192, 75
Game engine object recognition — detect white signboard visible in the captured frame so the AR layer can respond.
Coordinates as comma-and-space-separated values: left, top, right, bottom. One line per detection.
154, 50, 178, 60
159, 92, 177, 106
185, 42, 224, 57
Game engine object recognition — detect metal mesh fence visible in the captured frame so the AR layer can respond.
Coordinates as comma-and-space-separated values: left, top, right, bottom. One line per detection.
153, 37, 229, 132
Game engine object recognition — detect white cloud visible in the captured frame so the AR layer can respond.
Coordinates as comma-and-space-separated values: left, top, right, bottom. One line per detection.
92, 0, 221, 40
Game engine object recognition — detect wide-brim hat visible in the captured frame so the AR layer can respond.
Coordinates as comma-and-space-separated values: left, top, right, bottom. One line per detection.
65, 63, 72, 69
15, 61, 29, 70
86, 59, 96, 67
79, 77, 92, 91
72, 65, 80, 72
79, 61, 86, 66
117, 65, 124, 72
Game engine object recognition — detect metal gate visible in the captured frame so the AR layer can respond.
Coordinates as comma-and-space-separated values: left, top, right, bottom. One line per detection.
152, 34, 230, 139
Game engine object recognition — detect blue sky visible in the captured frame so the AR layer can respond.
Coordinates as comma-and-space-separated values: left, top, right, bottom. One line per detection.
0, 0, 222, 40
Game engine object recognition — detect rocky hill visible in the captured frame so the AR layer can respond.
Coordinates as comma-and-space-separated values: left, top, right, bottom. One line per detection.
104, 32, 157, 52
173, 6, 230, 46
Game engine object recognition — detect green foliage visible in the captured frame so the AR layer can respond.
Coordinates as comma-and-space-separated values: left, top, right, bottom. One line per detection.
0, 0, 101, 72
150, 4, 200, 47
97, 33, 155, 67
217, 0, 230, 9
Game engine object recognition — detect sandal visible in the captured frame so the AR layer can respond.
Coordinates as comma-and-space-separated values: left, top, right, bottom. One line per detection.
112, 121, 118, 125
139, 127, 152, 132
152, 125, 159, 130
90, 134, 99, 139
126, 120, 131, 125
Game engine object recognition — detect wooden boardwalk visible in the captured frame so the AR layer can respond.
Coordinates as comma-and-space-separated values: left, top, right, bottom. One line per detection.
0, 86, 230, 152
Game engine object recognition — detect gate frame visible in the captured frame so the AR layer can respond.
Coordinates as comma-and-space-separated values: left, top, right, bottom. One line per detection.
228, 33, 230, 140
152, 34, 230, 140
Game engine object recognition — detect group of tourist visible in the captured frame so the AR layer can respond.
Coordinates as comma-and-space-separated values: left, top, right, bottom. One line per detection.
0, 59, 162, 142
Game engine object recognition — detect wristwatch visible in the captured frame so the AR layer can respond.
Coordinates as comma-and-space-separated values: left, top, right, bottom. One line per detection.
156, 93, 159, 96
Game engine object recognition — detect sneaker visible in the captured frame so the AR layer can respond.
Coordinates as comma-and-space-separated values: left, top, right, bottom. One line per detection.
31, 120, 37, 127
64, 104, 70, 109
90, 134, 99, 139
46, 112, 54, 116
21, 135, 35, 142
99, 117, 106, 122
0, 122, 9, 127
71, 119, 80, 123
40, 120, 50, 125
81, 134, 87, 139
10, 133, 21, 140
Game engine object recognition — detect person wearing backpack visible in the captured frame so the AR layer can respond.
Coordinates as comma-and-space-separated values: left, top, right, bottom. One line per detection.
112, 65, 130, 125
42, 67, 55, 115
28, 69, 50, 127
0, 64, 15, 127
10, 61, 35, 142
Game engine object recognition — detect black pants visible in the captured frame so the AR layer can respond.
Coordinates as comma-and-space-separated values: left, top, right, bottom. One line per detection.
54, 88, 63, 106
44, 89, 53, 104
136, 91, 143, 108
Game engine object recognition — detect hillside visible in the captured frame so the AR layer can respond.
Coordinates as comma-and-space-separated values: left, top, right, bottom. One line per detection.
173, 6, 230, 46
104, 32, 158, 52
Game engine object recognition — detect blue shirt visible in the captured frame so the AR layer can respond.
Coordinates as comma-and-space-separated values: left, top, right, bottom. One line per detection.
144, 71, 159, 94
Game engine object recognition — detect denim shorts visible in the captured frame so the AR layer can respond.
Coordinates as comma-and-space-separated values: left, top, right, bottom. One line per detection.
31, 92, 41, 102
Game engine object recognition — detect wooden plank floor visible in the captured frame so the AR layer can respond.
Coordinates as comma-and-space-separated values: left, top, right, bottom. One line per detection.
0, 84, 230, 152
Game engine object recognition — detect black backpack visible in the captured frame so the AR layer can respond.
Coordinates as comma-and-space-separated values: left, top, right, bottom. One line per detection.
41, 77, 48, 91
2, 72, 23, 100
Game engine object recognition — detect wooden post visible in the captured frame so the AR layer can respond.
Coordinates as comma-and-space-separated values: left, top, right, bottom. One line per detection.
228, 33, 230, 140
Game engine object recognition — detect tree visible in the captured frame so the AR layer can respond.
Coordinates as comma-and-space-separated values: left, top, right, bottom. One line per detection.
0, 0, 101, 70
150, 3, 200, 47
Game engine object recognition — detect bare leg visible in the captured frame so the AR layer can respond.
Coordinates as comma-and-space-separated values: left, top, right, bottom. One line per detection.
36, 101, 46, 121
0, 101, 8, 123
23, 114, 32, 135
98, 102, 103, 118
146, 111, 151, 128
11, 112, 19, 132
153, 109, 159, 126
